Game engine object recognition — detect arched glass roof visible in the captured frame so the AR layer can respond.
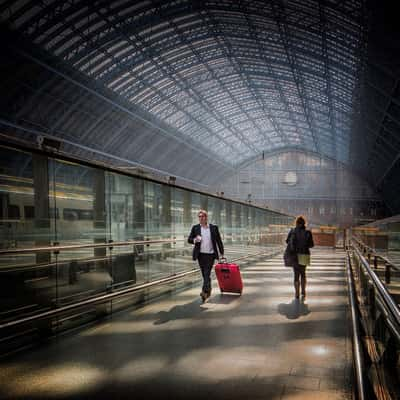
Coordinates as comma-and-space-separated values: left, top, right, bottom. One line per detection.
0, 0, 366, 167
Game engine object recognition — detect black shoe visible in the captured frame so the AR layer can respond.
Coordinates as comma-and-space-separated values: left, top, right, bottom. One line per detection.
200, 292, 206, 303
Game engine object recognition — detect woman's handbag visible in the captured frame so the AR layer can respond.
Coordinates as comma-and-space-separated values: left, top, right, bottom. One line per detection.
284, 245, 297, 267
283, 229, 297, 267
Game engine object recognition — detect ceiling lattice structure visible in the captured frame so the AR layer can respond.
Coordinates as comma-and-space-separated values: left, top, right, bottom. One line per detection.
0, 0, 366, 168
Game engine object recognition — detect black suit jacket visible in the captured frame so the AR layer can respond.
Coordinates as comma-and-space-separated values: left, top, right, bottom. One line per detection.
188, 224, 224, 261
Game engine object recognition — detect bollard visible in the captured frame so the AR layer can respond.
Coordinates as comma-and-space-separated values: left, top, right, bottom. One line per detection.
374, 256, 378, 269
385, 264, 391, 284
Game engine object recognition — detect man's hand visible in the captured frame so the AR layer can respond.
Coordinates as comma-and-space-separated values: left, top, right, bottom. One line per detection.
194, 235, 202, 243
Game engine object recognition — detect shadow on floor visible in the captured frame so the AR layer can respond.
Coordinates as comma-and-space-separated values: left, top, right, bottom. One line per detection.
208, 293, 241, 305
278, 299, 311, 320
154, 299, 207, 324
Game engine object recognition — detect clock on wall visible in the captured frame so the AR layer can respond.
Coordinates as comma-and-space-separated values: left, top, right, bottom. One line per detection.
283, 171, 298, 186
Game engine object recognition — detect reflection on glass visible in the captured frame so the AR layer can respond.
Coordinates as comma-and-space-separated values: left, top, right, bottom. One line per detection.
0, 144, 292, 325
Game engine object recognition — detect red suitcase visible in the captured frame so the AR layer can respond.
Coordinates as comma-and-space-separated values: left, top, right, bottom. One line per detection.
215, 258, 243, 295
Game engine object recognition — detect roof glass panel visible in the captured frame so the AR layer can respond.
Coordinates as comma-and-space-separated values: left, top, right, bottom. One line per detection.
0, 0, 365, 167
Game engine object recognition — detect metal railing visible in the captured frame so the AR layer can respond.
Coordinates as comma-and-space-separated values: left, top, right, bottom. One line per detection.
346, 251, 366, 400
352, 243, 400, 326
0, 243, 282, 332
352, 235, 400, 285
348, 236, 400, 399
0, 237, 181, 256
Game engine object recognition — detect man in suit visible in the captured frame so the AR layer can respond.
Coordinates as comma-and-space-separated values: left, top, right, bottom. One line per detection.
188, 209, 224, 303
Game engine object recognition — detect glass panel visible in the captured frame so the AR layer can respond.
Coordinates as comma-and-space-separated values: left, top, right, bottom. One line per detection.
50, 159, 110, 304
0, 143, 293, 329
0, 146, 55, 320
0, 146, 36, 254
172, 188, 192, 273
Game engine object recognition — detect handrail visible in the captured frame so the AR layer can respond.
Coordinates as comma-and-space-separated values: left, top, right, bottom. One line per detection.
0, 245, 282, 330
0, 268, 198, 330
0, 242, 284, 274
0, 238, 183, 255
346, 251, 366, 400
0, 234, 287, 256
352, 235, 400, 272
352, 242, 400, 328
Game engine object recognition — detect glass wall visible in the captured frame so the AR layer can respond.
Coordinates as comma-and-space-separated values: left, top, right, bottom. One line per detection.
0, 144, 292, 328
219, 150, 387, 227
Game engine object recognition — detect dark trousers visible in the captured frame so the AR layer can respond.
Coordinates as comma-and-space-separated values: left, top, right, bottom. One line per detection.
198, 253, 215, 294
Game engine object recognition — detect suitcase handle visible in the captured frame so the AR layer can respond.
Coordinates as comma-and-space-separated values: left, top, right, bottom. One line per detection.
219, 257, 227, 263
220, 268, 230, 273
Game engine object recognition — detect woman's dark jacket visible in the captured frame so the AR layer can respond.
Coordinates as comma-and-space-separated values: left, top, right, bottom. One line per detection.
286, 225, 314, 254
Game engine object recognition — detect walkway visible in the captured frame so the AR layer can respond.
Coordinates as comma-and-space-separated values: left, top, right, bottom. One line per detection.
0, 248, 352, 400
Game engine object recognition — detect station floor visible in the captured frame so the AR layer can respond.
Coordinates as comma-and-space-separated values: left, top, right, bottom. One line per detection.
0, 248, 352, 400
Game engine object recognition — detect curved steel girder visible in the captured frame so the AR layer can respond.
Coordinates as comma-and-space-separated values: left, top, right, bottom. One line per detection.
73, 5, 264, 156
201, 7, 293, 149
10, 40, 241, 169
14, 0, 360, 89
77, 36, 357, 92
161, 109, 345, 149
118, 80, 354, 128
25, 1, 362, 71
36, 4, 356, 156
158, 13, 279, 149
146, 100, 353, 136
98, 45, 356, 95
23, 0, 363, 45
126, 74, 354, 117
153, 98, 353, 134
3, 0, 362, 166
117, 70, 354, 120
63, 19, 357, 81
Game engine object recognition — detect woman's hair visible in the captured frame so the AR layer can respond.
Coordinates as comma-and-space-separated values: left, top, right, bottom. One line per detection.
295, 215, 306, 226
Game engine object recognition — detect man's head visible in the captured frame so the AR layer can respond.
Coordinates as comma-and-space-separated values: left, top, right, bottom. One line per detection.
198, 209, 208, 225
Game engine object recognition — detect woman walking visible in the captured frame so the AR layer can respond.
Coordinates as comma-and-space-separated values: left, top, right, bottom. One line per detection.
286, 216, 314, 299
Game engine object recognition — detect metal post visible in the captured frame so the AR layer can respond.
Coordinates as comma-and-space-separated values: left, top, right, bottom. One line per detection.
368, 285, 376, 320
374, 256, 378, 269
385, 264, 391, 284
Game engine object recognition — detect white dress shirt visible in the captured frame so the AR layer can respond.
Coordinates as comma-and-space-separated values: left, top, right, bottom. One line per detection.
200, 225, 214, 254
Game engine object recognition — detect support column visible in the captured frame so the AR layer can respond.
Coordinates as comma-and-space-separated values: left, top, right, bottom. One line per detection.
133, 179, 145, 255
93, 169, 106, 258
161, 186, 172, 256
161, 186, 172, 229
200, 195, 208, 212
183, 191, 192, 227
226, 202, 232, 244
214, 199, 221, 226
33, 154, 50, 264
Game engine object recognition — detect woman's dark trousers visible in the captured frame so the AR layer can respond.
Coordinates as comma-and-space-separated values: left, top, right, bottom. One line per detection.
293, 263, 306, 298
